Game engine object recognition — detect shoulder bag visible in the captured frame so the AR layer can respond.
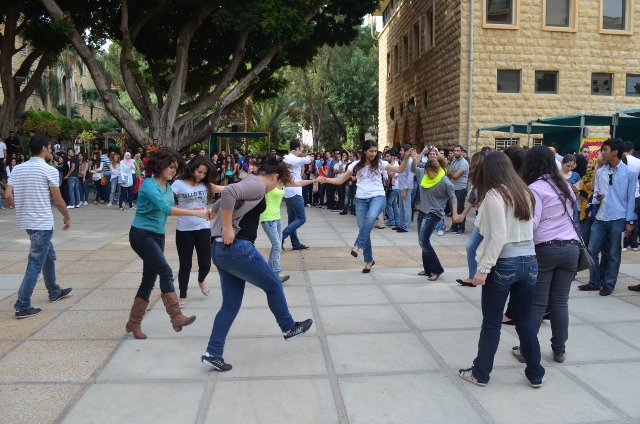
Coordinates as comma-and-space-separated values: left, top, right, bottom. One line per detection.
544, 179, 595, 272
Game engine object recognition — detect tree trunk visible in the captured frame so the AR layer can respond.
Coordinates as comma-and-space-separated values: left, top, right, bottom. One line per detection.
64, 76, 71, 119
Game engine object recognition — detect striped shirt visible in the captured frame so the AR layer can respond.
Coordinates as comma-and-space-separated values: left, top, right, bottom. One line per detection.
101, 154, 111, 176
7, 157, 59, 230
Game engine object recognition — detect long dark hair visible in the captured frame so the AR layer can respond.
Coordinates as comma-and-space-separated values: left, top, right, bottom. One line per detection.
353, 139, 381, 176
520, 145, 574, 205
468, 151, 487, 187
476, 152, 535, 221
257, 154, 292, 184
180, 155, 218, 201
91, 152, 101, 170
145, 148, 184, 177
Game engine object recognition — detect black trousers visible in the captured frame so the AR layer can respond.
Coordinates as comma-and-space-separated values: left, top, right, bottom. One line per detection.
176, 228, 212, 298
449, 188, 468, 232
129, 227, 174, 301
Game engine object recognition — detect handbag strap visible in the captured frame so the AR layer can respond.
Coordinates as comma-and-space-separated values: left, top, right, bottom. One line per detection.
543, 179, 587, 247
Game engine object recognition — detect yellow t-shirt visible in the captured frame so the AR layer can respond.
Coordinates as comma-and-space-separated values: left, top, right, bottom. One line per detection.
261, 185, 285, 222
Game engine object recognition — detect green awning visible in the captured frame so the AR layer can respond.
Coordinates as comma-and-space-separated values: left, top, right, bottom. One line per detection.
536, 114, 614, 127
617, 108, 640, 117
478, 123, 581, 134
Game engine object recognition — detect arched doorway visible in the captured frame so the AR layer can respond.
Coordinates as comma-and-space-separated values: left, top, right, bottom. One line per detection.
415, 113, 424, 150
392, 122, 400, 149
403, 118, 411, 146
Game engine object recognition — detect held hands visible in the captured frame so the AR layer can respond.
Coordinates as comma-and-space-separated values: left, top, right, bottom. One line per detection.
404, 148, 416, 160
453, 213, 464, 223
194, 209, 211, 220
411, 151, 419, 161
316, 176, 326, 184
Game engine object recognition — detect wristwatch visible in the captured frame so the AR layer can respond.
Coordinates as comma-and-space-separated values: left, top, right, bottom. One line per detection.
478, 265, 490, 274
628, 221, 635, 225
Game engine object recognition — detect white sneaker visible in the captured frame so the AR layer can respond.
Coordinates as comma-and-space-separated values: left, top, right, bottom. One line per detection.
106, 202, 112, 206
66, 205, 74, 209
437, 230, 444, 236
633, 248, 639, 252
623, 247, 628, 252
83, 201, 88, 205
75, 205, 81, 208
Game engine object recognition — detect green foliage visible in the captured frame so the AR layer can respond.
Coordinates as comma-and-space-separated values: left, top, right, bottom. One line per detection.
48, 75, 62, 107
81, 88, 102, 121
252, 95, 302, 151
91, 115, 121, 137
56, 105, 82, 119
18, 110, 92, 141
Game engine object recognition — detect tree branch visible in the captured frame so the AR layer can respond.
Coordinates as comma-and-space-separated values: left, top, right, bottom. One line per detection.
16, 49, 55, 111
328, 102, 347, 139
147, 57, 164, 109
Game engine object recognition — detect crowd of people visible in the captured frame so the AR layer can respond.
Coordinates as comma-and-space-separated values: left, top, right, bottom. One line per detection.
5, 132, 640, 388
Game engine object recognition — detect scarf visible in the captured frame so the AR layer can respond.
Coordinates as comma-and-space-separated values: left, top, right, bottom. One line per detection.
421, 167, 445, 189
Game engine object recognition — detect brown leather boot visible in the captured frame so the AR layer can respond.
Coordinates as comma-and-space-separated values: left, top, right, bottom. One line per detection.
161, 292, 196, 332
125, 297, 149, 339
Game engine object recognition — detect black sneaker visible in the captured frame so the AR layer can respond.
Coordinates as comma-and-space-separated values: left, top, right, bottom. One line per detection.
51, 288, 73, 302
283, 319, 313, 341
15, 307, 43, 319
292, 244, 309, 251
339, 211, 347, 215
201, 352, 232, 371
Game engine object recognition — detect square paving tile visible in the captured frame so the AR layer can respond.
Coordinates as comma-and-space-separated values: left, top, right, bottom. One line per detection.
400, 302, 483, 330
62, 382, 205, 424
424, 329, 535, 368
0, 311, 57, 340
0, 289, 15, 302
0, 341, 16, 356
327, 333, 439, 374
313, 285, 388, 306
339, 373, 482, 423
0, 340, 118, 382
599, 321, 640, 350
217, 336, 327, 378
307, 270, 375, 286
384, 283, 466, 303
536, 324, 640, 363
1, 384, 83, 424
569, 297, 640, 323
566, 362, 640, 418
237, 286, 311, 308
318, 305, 409, 334
465, 368, 619, 424
0, 274, 26, 290
34, 310, 130, 340
70, 288, 144, 311
207, 378, 338, 424
142, 305, 315, 339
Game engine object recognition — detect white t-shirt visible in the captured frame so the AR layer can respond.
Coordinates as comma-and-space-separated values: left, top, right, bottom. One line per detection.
283, 152, 311, 198
333, 161, 345, 178
0, 141, 6, 158
171, 179, 211, 231
348, 160, 389, 199
8, 157, 59, 230
625, 154, 640, 198
389, 160, 399, 189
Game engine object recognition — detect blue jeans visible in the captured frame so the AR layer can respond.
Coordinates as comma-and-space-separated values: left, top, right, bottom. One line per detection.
108, 177, 119, 202
317, 183, 327, 206
14, 229, 61, 310
80, 178, 89, 203
207, 239, 295, 357
119, 185, 135, 208
466, 227, 484, 279
472, 256, 544, 384
342, 184, 356, 214
67, 176, 80, 206
386, 189, 400, 226
283, 195, 306, 248
261, 220, 282, 274
398, 189, 413, 231
129, 227, 175, 301
418, 213, 444, 276
355, 196, 387, 263
588, 218, 626, 290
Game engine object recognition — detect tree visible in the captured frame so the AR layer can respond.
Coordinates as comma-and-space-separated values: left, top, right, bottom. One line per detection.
0, 1, 100, 137
252, 97, 302, 151
81, 87, 101, 120
38, 0, 378, 149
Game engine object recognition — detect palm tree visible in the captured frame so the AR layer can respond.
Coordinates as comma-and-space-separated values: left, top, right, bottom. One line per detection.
252, 98, 302, 150
56, 46, 84, 118
81, 88, 101, 121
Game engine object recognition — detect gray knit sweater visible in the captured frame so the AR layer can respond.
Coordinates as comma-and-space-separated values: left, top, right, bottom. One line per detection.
210, 175, 265, 238
411, 162, 456, 218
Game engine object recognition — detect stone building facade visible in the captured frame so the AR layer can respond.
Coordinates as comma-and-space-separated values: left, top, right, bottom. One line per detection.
377, 0, 640, 152
0, 34, 107, 124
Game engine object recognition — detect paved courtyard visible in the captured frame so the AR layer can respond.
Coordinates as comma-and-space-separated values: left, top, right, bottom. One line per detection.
2, 205, 640, 423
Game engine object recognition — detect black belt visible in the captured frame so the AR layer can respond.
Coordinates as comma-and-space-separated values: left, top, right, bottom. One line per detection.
536, 240, 579, 246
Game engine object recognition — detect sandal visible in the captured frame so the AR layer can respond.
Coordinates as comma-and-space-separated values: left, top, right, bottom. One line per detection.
350, 249, 358, 258
199, 282, 210, 296
179, 299, 186, 309
427, 274, 440, 281
458, 368, 487, 387
418, 271, 430, 276
512, 346, 526, 363
362, 261, 375, 274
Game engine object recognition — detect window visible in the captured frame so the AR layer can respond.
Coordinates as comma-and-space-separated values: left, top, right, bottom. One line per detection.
484, 0, 519, 28
423, 90, 428, 108
394, 45, 399, 75
591, 73, 613, 95
402, 35, 409, 68
626, 74, 640, 96
533, 138, 544, 146
543, 0, 577, 30
78, 85, 84, 103
387, 53, 391, 81
535, 71, 558, 93
495, 138, 519, 150
413, 23, 420, 60
425, 7, 435, 49
20, 37, 28, 55
600, 0, 632, 33
497, 70, 520, 93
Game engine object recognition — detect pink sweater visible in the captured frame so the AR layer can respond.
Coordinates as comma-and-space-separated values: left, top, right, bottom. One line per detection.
529, 177, 579, 245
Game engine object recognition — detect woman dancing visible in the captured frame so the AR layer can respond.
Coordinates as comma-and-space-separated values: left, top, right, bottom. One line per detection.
125, 149, 211, 340
324, 140, 413, 272
202, 155, 313, 371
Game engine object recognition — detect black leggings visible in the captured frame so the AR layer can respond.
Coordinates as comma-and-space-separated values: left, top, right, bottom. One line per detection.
176, 228, 212, 298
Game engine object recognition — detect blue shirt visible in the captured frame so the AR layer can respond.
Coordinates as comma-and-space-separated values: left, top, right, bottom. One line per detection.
593, 162, 637, 222
131, 179, 174, 234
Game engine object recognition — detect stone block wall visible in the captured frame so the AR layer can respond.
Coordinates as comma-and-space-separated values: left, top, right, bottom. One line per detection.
378, 0, 463, 150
